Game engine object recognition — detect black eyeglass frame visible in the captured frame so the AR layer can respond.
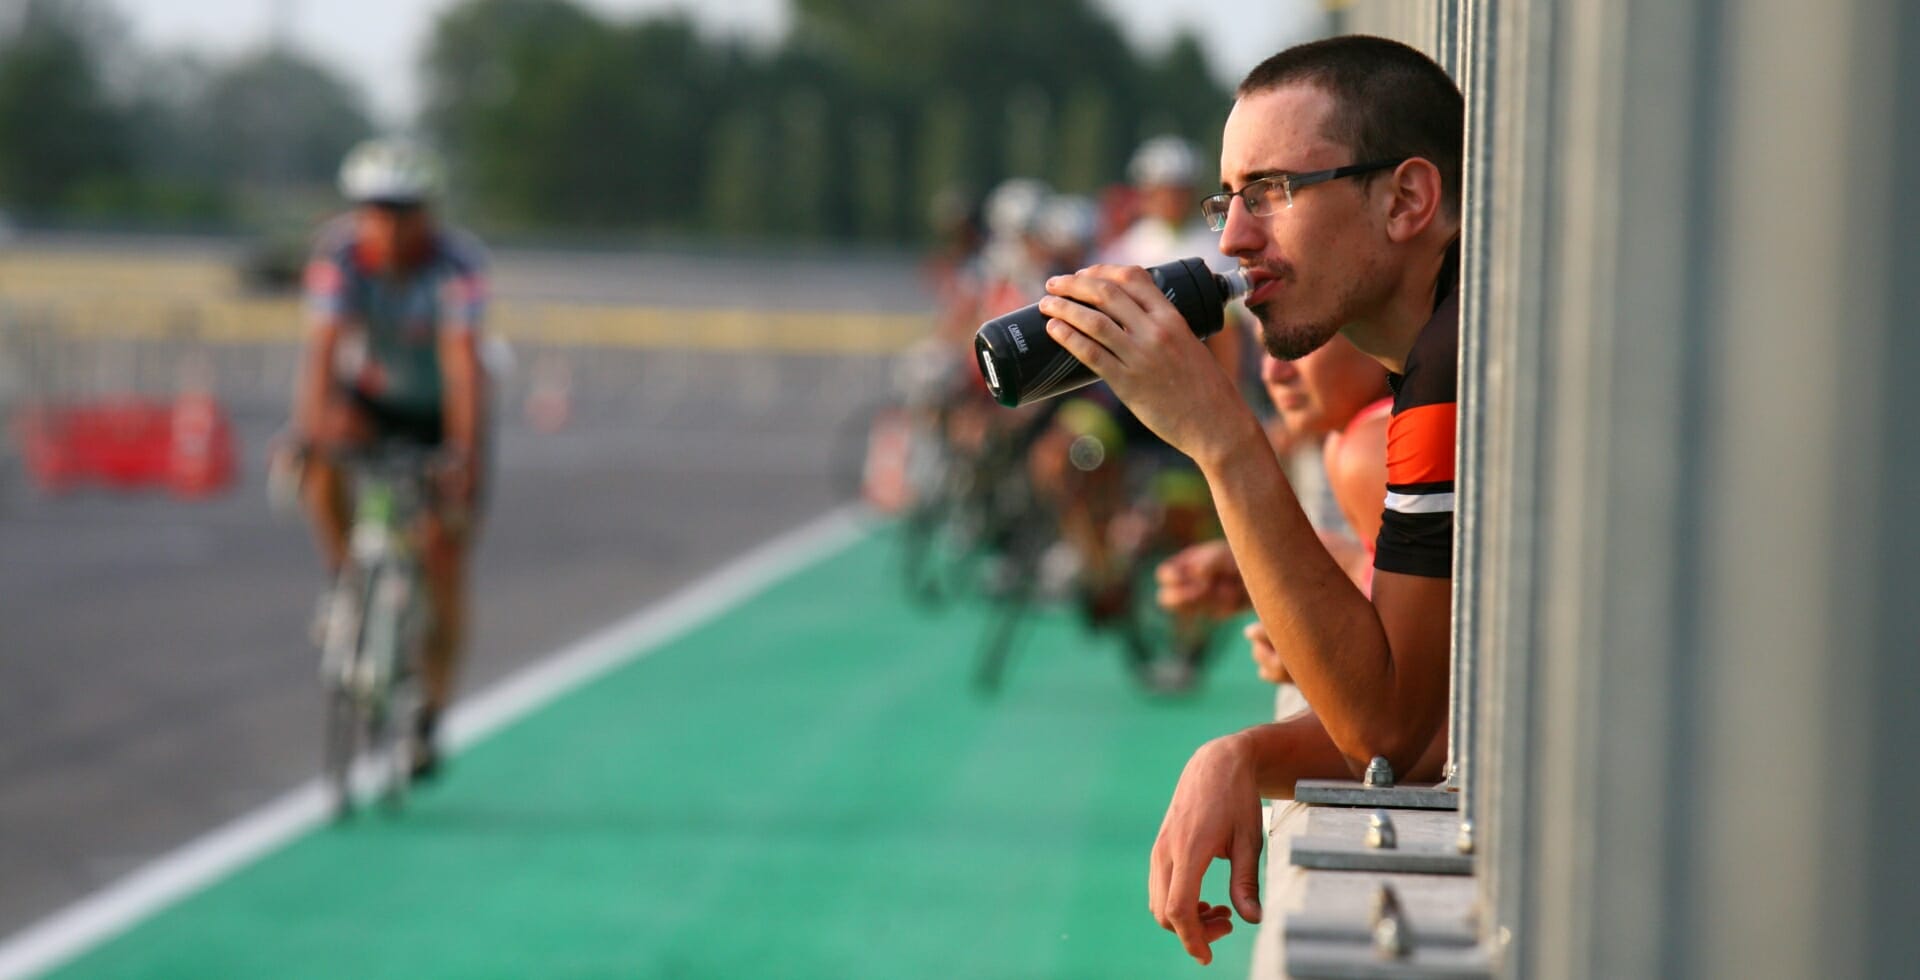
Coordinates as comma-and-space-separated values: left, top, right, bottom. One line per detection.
1200, 157, 1408, 231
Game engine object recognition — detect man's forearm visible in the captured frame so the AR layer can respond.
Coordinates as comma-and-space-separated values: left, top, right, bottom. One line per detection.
1231, 712, 1354, 799
1196, 423, 1412, 771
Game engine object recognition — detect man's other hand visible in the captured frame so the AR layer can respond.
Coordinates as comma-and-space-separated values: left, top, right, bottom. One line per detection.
1150, 734, 1264, 965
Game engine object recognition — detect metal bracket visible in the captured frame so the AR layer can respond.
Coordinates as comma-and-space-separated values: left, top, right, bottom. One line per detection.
1291, 806, 1474, 873
1286, 882, 1491, 979
1295, 779, 1460, 810
1290, 838, 1476, 875
1287, 939, 1494, 980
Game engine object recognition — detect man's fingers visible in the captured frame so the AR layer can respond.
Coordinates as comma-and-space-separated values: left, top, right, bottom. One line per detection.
1229, 827, 1265, 924
1163, 860, 1215, 964
1097, 263, 1198, 325
1039, 295, 1135, 365
1148, 846, 1169, 925
1047, 267, 1150, 320
1041, 314, 1120, 375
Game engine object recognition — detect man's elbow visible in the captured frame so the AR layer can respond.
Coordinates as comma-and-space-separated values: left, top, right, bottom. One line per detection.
1341, 722, 1442, 783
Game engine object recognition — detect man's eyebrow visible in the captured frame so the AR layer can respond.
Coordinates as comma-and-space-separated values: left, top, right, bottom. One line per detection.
1221, 168, 1292, 192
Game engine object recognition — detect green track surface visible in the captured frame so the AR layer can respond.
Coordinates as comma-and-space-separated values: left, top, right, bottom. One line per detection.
50, 527, 1272, 979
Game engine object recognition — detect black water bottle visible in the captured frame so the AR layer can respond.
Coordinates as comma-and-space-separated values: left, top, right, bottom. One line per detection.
973, 257, 1249, 408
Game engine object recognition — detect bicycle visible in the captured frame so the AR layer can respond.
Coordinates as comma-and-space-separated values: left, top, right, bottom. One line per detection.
305, 443, 442, 819
971, 431, 1229, 697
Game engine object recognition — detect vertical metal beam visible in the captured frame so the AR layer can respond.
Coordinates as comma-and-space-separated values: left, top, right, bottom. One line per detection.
1677, 0, 1916, 976
1446, 0, 1493, 885
1468, 0, 1559, 969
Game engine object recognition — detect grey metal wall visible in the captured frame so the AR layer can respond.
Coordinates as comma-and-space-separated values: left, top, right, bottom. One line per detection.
1463, 0, 1920, 976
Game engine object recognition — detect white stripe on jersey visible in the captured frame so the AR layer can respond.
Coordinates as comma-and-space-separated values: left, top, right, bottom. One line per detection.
1385, 490, 1455, 515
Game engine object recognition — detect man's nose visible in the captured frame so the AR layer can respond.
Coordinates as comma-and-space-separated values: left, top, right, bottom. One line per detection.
1217, 195, 1263, 258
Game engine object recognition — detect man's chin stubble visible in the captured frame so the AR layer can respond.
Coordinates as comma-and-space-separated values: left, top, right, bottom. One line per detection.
1260, 318, 1333, 361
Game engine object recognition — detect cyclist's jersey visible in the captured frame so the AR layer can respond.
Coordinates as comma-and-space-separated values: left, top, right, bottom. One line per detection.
304, 216, 489, 419
1376, 285, 1458, 579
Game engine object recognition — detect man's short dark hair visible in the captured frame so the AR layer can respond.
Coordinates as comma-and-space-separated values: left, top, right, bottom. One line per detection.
1239, 35, 1464, 216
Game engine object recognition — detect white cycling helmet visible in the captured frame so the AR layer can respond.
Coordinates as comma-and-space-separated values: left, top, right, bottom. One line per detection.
338, 137, 443, 205
1128, 134, 1198, 188
984, 177, 1052, 239
1035, 194, 1098, 253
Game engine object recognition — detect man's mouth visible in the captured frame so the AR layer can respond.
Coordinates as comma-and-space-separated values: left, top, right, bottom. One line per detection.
1242, 268, 1283, 305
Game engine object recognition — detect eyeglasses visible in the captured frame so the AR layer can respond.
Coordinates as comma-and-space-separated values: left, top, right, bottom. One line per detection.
1200, 158, 1407, 231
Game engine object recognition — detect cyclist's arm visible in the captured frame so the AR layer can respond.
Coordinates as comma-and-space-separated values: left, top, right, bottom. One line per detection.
294, 319, 340, 445
297, 239, 350, 447
436, 261, 489, 467
438, 329, 484, 469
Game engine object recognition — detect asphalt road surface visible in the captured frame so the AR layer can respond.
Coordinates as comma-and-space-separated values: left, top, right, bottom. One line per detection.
0, 239, 922, 938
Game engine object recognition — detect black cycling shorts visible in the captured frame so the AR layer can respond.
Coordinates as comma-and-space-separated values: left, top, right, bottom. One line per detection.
338, 385, 444, 447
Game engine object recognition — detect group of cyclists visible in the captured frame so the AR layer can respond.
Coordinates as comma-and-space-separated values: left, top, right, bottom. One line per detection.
880, 133, 1391, 694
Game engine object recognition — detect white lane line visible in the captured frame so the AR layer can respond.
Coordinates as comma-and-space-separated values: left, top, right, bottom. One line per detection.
0, 506, 868, 980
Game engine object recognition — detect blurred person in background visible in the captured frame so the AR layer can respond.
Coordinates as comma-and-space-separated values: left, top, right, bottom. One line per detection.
976, 177, 1057, 319
283, 137, 490, 778
1034, 193, 1099, 276
1101, 135, 1248, 389
1101, 135, 1228, 272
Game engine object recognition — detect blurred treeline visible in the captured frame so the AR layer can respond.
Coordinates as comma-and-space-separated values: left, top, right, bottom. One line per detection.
0, 0, 1234, 243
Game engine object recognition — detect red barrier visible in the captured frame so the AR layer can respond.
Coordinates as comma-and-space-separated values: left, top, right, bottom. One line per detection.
12, 394, 236, 498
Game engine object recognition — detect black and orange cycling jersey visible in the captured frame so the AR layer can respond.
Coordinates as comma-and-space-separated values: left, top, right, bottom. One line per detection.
1376, 280, 1458, 579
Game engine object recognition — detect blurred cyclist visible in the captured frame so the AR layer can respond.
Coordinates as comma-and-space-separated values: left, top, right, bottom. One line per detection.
1103, 135, 1230, 272
285, 137, 489, 778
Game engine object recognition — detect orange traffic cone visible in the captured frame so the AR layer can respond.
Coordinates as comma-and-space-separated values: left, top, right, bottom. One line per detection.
167, 358, 236, 498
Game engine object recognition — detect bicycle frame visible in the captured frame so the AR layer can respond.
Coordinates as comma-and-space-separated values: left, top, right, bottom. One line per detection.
318, 443, 437, 818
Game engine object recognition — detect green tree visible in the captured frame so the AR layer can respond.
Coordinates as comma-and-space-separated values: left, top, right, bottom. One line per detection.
420, 0, 608, 224
849, 115, 900, 240
773, 90, 830, 236
0, 0, 131, 211
191, 49, 374, 188
913, 92, 971, 236
705, 107, 765, 237
1051, 86, 1116, 193
423, 0, 729, 228
1002, 85, 1051, 181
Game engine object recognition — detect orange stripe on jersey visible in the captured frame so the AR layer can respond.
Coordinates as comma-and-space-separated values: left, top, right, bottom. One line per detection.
1386, 402, 1457, 486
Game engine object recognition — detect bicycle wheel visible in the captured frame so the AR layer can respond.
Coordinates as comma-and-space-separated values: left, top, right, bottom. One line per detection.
319, 570, 370, 819
322, 685, 361, 819
359, 562, 417, 812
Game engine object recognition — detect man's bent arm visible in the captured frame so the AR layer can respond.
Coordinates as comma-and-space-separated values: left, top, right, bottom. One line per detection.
1197, 419, 1451, 778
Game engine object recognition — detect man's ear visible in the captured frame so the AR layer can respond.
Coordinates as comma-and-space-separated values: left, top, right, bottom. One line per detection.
1382, 158, 1444, 244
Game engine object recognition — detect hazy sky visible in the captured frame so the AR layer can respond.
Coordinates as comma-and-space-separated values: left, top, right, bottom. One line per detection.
108, 0, 1324, 125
